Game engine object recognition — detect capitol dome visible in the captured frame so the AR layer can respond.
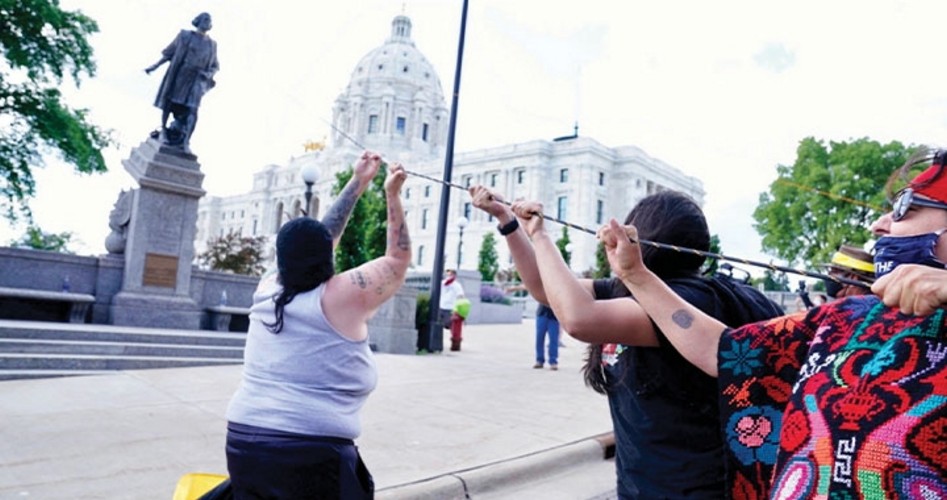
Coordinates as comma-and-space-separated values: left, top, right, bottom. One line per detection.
330, 15, 449, 160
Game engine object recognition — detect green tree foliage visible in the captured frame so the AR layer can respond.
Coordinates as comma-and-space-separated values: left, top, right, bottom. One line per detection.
10, 225, 73, 252
331, 165, 386, 272
0, 0, 112, 221
477, 231, 499, 281
750, 269, 791, 292
700, 234, 721, 276
593, 241, 610, 279
753, 137, 914, 268
555, 226, 571, 265
199, 231, 268, 276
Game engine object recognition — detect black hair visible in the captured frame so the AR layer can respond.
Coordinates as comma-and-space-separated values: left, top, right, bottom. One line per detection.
265, 218, 335, 333
582, 190, 710, 393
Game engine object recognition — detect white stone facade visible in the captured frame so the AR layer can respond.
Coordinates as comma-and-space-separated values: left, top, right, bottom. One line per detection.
195, 15, 705, 275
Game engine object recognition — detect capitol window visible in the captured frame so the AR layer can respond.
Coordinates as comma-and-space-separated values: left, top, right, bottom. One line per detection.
368, 115, 379, 134
516, 169, 525, 184
560, 168, 568, 183
396, 117, 406, 135
599, 172, 605, 186
557, 196, 568, 220
422, 123, 429, 141
421, 209, 429, 229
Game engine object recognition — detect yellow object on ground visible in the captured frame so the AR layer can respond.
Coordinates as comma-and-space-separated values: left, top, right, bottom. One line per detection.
171, 472, 228, 500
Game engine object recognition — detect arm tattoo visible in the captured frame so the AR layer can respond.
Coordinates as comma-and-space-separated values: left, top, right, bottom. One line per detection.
323, 181, 360, 239
349, 271, 370, 289
671, 309, 694, 329
396, 222, 410, 251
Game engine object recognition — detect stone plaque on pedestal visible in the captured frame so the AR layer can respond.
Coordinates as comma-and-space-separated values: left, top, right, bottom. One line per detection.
109, 137, 206, 329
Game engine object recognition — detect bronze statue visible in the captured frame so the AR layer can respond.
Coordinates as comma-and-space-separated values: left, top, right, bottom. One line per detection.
145, 12, 219, 152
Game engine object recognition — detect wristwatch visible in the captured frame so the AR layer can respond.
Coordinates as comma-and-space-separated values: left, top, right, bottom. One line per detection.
497, 218, 519, 236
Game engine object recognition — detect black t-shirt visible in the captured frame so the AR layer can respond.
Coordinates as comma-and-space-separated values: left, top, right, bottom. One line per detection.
593, 276, 782, 499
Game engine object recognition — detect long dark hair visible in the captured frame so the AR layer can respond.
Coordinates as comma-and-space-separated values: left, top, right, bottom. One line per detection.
265, 218, 335, 333
582, 191, 710, 393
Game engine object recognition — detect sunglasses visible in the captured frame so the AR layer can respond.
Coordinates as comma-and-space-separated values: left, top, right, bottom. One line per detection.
892, 188, 947, 222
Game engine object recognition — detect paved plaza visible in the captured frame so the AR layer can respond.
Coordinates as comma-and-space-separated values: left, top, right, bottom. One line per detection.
0, 320, 617, 499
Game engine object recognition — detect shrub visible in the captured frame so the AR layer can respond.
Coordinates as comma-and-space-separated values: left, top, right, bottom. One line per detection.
415, 292, 431, 329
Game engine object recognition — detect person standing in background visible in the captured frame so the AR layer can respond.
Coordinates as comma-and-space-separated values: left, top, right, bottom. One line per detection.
439, 269, 466, 351
534, 303, 560, 370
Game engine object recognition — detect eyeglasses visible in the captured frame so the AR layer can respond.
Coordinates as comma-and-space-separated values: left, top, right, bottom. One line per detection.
891, 188, 947, 221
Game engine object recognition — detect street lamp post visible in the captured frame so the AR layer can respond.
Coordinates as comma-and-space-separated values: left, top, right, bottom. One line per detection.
299, 162, 320, 218
455, 216, 468, 270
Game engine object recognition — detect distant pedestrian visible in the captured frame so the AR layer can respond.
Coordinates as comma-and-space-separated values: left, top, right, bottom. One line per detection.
534, 303, 560, 370
439, 269, 466, 351
224, 152, 410, 498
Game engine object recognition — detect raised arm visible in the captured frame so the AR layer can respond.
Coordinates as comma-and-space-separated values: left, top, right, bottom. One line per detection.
323, 151, 383, 248
601, 218, 724, 376
509, 200, 657, 345
469, 186, 557, 303
323, 164, 410, 339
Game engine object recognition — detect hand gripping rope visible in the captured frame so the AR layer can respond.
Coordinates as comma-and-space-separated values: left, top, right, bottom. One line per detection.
323, 118, 872, 290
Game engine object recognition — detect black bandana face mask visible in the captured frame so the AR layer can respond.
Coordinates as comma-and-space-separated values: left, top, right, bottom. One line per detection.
823, 279, 844, 299
873, 230, 947, 279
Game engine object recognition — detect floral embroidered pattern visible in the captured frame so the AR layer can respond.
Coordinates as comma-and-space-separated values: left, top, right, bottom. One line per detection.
717, 297, 947, 498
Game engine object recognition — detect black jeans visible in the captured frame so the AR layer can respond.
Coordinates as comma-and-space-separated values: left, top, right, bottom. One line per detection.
226, 422, 373, 499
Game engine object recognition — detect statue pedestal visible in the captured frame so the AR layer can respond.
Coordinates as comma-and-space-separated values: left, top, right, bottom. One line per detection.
109, 138, 206, 329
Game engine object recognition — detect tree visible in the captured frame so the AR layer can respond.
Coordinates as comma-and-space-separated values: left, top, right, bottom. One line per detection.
700, 234, 721, 276
750, 269, 791, 292
555, 226, 571, 266
753, 137, 914, 268
0, 1, 112, 222
10, 225, 74, 253
477, 232, 499, 282
199, 231, 268, 276
331, 165, 386, 272
593, 241, 610, 279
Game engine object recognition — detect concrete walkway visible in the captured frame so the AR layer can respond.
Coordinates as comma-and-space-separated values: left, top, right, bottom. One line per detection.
0, 320, 616, 499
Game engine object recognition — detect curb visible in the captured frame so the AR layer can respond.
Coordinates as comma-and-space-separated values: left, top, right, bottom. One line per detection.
377, 432, 615, 499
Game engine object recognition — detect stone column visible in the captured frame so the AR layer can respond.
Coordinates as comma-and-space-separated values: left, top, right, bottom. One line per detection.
109, 137, 206, 329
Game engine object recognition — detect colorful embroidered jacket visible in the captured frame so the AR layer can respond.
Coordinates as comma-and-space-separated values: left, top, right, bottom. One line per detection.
717, 295, 947, 499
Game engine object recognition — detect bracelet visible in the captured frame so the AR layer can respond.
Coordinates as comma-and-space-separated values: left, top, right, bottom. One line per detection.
497, 218, 519, 236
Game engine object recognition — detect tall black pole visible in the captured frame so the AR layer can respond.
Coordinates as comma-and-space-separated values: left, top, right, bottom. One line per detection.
425, 0, 469, 353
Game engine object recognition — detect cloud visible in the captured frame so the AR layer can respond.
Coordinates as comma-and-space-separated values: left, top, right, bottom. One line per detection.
753, 43, 795, 74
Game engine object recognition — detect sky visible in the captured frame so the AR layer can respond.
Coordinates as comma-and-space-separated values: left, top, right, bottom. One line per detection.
7, 0, 947, 276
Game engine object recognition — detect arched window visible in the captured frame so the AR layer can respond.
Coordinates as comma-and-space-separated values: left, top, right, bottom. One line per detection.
275, 201, 284, 229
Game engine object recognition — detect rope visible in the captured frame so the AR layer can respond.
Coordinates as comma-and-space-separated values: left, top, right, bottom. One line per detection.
322, 118, 873, 290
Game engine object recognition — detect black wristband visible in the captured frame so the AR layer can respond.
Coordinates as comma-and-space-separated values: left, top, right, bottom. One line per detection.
498, 218, 519, 236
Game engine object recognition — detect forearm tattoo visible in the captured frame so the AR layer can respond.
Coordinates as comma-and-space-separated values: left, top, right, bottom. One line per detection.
386, 203, 410, 251
671, 309, 694, 329
323, 181, 360, 238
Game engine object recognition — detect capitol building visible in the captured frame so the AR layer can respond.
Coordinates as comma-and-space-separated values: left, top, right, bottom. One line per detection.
195, 14, 704, 275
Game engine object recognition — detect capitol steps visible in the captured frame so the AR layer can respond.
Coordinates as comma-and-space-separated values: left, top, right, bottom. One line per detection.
0, 320, 245, 381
